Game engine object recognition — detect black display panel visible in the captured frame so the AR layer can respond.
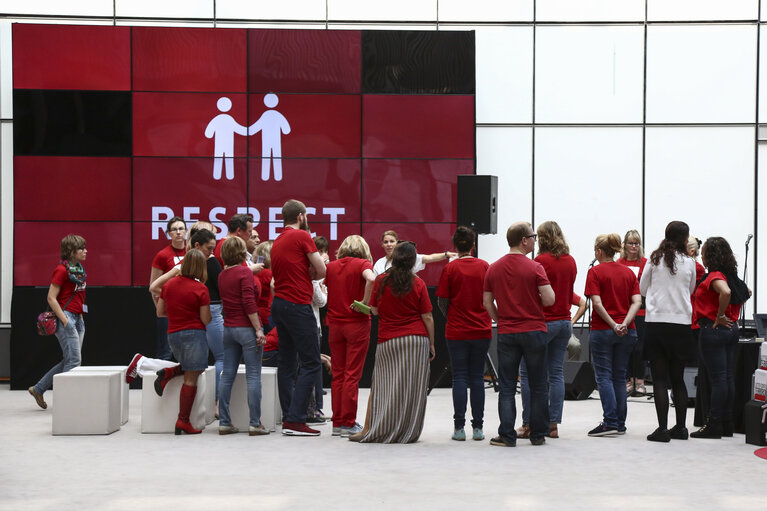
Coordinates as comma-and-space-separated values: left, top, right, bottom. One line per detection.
13, 90, 132, 156
362, 30, 475, 94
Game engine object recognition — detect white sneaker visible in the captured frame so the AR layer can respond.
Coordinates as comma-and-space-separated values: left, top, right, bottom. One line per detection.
340, 423, 363, 437
332, 426, 342, 436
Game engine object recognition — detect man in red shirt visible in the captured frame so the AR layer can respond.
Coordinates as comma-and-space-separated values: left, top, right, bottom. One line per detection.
214, 213, 255, 267
271, 199, 327, 436
483, 222, 555, 447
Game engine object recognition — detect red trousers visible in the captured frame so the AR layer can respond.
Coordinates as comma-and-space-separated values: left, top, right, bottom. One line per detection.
328, 321, 370, 427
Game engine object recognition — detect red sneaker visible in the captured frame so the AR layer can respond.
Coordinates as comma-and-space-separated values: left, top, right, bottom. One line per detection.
125, 353, 143, 383
281, 421, 320, 436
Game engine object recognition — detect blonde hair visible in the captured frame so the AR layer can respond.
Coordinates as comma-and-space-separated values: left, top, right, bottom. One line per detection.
221, 236, 247, 267
536, 221, 569, 257
687, 236, 700, 258
254, 240, 273, 269
595, 233, 623, 259
181, 249, 207, 283
621, 229, 644, 259
337, 235, 373, 262
186, 221, 216, 251
381, 230, 398, 241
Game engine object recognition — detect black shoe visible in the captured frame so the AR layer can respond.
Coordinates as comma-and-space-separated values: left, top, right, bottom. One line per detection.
647, 427, 671, 443
588, 423, 618, 437
530, 436, 545, 446
489, 435, 516, 447
690, 421, 722, 439
668, 425, 689, 440
306, 415, 326, 425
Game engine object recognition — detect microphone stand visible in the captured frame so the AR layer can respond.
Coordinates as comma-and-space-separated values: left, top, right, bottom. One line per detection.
741, 234, 753, 329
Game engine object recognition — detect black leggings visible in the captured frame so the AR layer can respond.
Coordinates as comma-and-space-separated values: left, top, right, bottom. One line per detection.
646, 322, 691, 429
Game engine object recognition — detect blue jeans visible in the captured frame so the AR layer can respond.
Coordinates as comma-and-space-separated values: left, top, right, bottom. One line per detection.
168, 329, 208, 371
589, 328, 636, 429
218, 326, 264, 427
155, 316, 173, 361
698, 322, 739, 423
496, 331, 548, 441
272, 297, 322, 423
520, 320, 572, 424
34, 311, 85, 394
446, 338, 491, 429
206, 303, 225, 400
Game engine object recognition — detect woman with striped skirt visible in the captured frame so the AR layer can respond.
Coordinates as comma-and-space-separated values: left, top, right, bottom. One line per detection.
351, 241, 435, 443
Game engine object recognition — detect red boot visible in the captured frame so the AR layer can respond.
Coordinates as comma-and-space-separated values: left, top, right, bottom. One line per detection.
174, 384, 201, 435
154, 365, 183, 397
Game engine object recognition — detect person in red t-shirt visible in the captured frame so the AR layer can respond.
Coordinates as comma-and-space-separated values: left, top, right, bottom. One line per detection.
351, 241, 434, 444
325, 235, 376, 437
691, 237, 750, 439
585, 233, 642, 437
29, 235, 88, 410
217, 236, 269, 436
270, 199, 327, 437
150, 216, 187, 361
154, 249, 212, 435
515, 221, 577, 440
617, 229, 648, 396
436, 226, 492, 442
483, 222, 555, 447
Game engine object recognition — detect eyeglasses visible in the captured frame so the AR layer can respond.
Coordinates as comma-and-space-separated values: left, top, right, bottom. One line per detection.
168, 228, 186, 233
525, 234, 538, 240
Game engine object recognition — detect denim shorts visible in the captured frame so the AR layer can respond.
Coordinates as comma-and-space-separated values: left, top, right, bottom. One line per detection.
168, 329, 209, 371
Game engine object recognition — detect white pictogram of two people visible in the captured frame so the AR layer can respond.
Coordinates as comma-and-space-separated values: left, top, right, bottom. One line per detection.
205, 93, 291, 181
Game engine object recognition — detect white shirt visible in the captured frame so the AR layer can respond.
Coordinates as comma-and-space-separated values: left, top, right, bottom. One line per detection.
373, 254, 426, 275
311, 279, 326, 329
639, 253, 696, 325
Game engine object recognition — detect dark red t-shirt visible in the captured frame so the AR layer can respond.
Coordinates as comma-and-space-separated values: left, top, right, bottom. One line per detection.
219, 265, 259, 328
264, 328, 278, 352
256, 268, 273, 327
484, 253, 550, 334
271, 227, 317, 305
617, 256, 646, 317
690, 262, 706, 330
371, 274, 432, 343
152, 244, 186, 273
436, 257, 492, 340
585, 262, 640, 330
534, 253, 577, 322
161, 276, 210, 333
325, 257, 374, 325
692, 271, 741, 324
51, 264, 86, 314
572, 292, 582, 306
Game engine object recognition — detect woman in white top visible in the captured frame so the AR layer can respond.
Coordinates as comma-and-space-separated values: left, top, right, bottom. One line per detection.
373, 230, 456, 275
639, 221, 697, 443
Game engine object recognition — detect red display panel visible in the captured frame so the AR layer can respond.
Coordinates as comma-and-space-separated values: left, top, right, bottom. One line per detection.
362, 159, 473, 223
132, 222, 179, 287
15, 222, 132, 286
248, 29, 361, 94
132, 158, 248, 222
12, 24, 131, 91
362, 222, 457, 286
247, 94, 361, 158
133, 92, 248, 157
362, 95, 474, 158
14, 156, 131, 221
132, 27, 247, 92
247, 158, 361, 219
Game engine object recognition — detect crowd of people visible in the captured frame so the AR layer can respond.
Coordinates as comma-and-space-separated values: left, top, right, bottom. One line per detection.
28, 200, 751, 445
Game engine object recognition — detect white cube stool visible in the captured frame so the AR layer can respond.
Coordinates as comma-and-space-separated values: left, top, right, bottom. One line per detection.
225, 366, 278, 432
70, 365, 129, 425
52, 371, 121, 435
140, 366, 213, 433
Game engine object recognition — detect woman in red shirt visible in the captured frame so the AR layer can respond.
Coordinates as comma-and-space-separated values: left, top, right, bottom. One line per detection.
585, 234, 642, 437
617, 229, 648, 396
436, 226, 492, 442
351, 242, 435, 443
217, 237, 268, 436
690, 237, 749, 439
325, 235, 376, 437
150, 216, 187, 361
155, 249, 212, 435
28, 235, 88, 409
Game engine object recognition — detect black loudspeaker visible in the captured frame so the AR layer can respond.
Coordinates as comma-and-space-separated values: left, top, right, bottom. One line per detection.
564, 361, 596, 400
457, 174, 497, 234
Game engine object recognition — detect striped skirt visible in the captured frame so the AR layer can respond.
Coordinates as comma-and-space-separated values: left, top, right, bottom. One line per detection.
358, 335, 431, 444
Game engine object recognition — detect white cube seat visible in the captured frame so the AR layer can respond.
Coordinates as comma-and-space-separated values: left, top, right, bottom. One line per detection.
52, 370, 122, 435
140, 366, 213, 433
70, 365, 129, 425
226, 365, 278, 432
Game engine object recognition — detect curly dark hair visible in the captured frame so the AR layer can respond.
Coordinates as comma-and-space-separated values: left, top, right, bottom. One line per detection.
377, 241, 416, 299
702, 237, 737, 276
649, 221, 689, 275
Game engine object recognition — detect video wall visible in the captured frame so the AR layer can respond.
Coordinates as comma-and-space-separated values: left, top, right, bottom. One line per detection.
12, 24, 475, 287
